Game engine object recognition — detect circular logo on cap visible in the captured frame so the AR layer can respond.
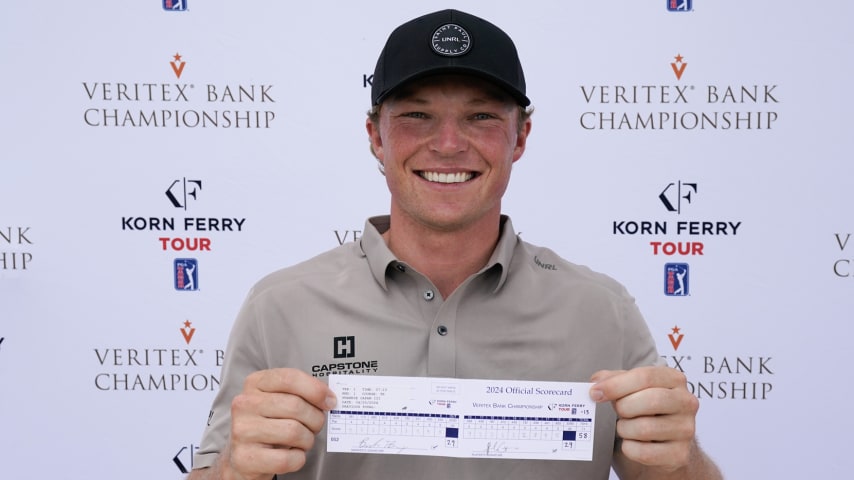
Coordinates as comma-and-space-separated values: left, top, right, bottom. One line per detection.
431, 24, 471, 57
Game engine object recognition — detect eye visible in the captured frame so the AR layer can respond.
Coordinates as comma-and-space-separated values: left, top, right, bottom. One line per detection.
472, 112, 497, 120
401, 111, 428, 119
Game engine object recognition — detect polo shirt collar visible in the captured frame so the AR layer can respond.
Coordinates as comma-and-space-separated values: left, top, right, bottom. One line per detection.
359, 215, 518, 293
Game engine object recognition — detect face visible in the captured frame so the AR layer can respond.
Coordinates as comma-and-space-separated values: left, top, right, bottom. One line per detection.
367, 75, 531, 233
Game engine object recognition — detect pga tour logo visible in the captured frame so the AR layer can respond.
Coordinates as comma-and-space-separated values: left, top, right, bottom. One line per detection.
667, 0, 692, 12
174, 258, 199, 291
664, 263, 689, 296
163, 0, 188, 11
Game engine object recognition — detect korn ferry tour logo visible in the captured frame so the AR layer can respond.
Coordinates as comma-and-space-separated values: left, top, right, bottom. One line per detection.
579, 53, 779, 130
121, 177, 247, 254
661, 326, 774, 400
612, 181, 743, 259
82, 53, 275, 128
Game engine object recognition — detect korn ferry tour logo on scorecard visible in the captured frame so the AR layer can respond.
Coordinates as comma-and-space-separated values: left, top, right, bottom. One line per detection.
82, 52, 275, 129
578, 53, 779, 131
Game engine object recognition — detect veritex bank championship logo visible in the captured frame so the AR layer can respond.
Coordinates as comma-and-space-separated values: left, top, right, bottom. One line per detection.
579, 53, 779, 131
833, 233, 854, 278
93, 321, 224, 392
661, 326, 775, 401
82, 53, 275, 128
1, 227, 33, 272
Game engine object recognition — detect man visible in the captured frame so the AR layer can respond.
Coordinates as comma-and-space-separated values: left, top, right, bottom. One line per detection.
189, 9, 722, 480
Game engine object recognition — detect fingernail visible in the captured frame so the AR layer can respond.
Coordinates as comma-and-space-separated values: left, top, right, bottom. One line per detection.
589, 388, 605, 403
326, 394, 338, 410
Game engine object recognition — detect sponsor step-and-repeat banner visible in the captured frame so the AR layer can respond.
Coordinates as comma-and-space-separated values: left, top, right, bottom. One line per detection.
2, 1, 851, 478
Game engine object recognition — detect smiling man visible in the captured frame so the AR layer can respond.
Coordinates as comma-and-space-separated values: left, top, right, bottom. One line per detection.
188, 9, 722, 480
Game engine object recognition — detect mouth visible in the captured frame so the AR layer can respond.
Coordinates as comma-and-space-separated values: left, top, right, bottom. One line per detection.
418, 171, 477, 184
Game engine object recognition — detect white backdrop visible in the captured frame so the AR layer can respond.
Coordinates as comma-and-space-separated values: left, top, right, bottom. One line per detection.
2, 1, 852, 478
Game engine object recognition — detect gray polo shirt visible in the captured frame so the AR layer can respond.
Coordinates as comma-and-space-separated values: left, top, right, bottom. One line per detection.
194, 215, 660, 479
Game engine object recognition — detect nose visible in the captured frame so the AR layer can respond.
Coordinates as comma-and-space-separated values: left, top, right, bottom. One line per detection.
428, 118, 467, 156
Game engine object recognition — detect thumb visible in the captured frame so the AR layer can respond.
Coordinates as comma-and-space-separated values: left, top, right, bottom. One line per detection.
589, 369, 624, 403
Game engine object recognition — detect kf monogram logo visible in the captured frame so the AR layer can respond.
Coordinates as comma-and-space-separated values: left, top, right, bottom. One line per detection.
166, 178, 202, 210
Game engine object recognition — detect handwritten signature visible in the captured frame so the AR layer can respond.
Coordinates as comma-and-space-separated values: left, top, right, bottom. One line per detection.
357, 437, 411, 453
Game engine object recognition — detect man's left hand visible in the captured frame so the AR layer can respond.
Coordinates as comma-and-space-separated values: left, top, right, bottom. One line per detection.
589, 366, 699, 472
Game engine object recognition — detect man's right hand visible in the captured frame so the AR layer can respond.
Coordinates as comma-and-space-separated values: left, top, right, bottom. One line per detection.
189, 368, 337, 480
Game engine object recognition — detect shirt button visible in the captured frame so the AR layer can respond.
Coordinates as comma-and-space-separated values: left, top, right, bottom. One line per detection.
437, 325, 449, 336
423, 290, 435, 301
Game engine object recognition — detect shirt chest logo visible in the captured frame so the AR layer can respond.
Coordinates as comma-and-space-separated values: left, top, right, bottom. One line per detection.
311, 334, 380, 377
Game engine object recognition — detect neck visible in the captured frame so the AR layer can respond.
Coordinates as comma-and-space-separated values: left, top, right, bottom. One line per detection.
383, 212, 502, 299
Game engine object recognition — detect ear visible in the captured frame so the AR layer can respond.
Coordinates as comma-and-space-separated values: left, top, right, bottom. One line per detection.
366, 117, 384, 161
512, 116, 532, 163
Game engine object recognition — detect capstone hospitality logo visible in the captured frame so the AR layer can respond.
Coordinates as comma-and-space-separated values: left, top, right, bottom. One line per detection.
334, 336, 356, 358
612, 181, 742, 258
82, 53, 276, 128
664, 263, 690, 296
1, 227, 33, 271
163, 0, 188, 11
121, 177, 247, 254
579, 53, 779, 130
174, 258, 199, 291
667, 0, 692, 12
311, 335, 380, 377
833, 233, 852, 278
93, 321, 224, 392
661, 326, 775, 400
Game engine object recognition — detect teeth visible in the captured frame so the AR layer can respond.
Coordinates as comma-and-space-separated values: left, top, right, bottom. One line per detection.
420, 171, 474, 184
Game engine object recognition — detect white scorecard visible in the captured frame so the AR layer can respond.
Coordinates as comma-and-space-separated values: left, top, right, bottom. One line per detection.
326, 375, 596, 461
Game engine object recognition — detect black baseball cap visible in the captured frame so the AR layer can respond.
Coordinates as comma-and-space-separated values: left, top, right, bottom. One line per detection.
371, 9, 530, 107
